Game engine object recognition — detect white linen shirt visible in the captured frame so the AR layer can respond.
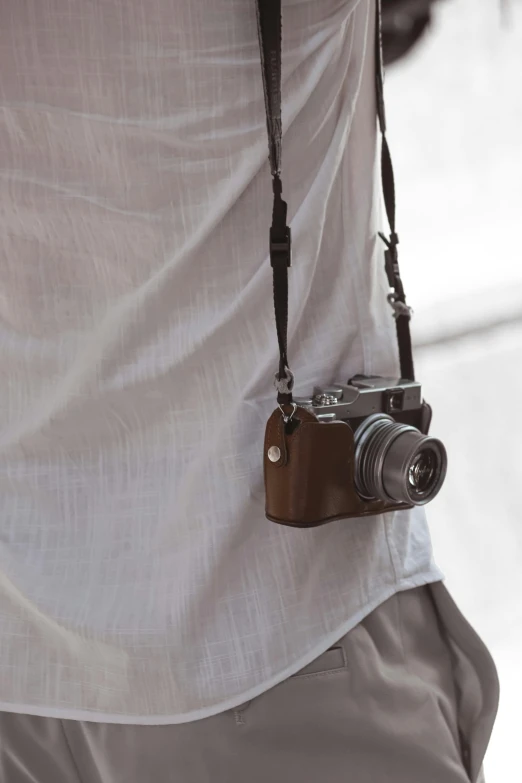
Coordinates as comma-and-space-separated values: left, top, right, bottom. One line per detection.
0, 0, 443, 723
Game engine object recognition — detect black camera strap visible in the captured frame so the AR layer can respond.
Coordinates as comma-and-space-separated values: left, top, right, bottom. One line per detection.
255, 0, 293, 405
255, 0, 414, 406
374, 0, 415, 382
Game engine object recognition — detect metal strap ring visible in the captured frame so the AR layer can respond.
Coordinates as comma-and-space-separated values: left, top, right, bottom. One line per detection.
278, 402, 297, 423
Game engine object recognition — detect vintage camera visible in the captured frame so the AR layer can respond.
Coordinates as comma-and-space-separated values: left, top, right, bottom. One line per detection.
296, 376, 447, 506
263, 375, 447, 528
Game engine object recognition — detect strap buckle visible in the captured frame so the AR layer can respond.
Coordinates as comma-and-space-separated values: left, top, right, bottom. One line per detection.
378, 231, 400, 287
384, 246, 400, 289
379, 231, 407, 304
270, 226, 292, 268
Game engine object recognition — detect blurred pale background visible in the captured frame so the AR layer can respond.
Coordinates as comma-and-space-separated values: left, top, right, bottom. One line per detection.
385, 0, 522, 779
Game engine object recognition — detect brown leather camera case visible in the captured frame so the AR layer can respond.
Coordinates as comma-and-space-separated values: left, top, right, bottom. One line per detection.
263, 406, 410, 528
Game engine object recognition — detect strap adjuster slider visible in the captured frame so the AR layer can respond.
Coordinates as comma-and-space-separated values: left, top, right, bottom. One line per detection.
270, 227, 292, 268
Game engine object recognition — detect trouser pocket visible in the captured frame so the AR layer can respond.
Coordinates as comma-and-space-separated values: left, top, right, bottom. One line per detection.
229, 641, 347, 723
426, 580, 500, 783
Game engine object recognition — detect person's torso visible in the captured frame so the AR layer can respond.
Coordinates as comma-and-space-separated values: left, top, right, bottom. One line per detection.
0, 0, 443, 722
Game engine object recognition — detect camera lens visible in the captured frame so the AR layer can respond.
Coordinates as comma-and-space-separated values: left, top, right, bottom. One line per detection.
354, 414, 447, 506
408, 449, 438, 495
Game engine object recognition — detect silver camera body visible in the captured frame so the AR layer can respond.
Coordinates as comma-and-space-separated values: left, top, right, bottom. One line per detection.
294, 375, 447, 507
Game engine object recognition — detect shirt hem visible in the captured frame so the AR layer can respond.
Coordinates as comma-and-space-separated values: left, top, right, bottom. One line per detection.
0, 567, 445, 726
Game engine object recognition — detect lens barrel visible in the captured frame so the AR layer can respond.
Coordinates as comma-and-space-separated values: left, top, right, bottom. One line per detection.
354, 414, 447, 506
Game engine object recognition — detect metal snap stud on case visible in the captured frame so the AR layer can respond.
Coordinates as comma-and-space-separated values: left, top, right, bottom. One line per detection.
268, 446, 281, 463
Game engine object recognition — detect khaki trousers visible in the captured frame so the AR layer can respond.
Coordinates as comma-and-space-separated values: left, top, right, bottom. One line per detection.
0, 580, 499, 783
